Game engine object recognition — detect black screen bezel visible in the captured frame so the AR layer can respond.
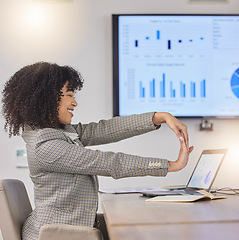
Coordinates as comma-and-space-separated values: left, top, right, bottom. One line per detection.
112, 14, 239, 118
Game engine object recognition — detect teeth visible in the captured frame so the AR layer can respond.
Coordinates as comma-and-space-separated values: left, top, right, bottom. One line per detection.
68, 109, 72, 113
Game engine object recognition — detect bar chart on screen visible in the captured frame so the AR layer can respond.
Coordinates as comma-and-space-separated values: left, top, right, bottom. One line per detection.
132, 29, 204, 52
139, 74, 206, 99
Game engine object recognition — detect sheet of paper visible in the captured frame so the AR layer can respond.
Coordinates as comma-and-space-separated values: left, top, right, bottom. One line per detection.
99, 187, 167, 194
146, 194, 207, 202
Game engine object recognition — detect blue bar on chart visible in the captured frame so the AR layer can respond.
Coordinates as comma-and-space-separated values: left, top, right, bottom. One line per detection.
150, 78, 155, 98
170, 81, 176, 98
140, 81, 145, 98
160, 73, 166, 98
135, 40, 138, 47
190, 81, 196, 98
180, 81, 186, 98
168, 40, 171, 50
201, 79, 206, 98
157, 31, 160, 40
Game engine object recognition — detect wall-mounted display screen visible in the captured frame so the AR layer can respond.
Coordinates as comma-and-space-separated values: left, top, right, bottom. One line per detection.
112, 14, 239, 118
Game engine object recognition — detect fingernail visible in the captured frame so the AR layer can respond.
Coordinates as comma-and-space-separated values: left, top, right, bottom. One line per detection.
180, 137, 184, 141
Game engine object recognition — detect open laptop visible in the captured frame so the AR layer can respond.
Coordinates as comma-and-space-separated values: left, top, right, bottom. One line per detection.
142, 149, 227, 197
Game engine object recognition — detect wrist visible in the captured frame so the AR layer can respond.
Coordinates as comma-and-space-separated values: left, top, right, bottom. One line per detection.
152, 112, 168, 126
168, 161, 176, 172
168, 161, 182, 172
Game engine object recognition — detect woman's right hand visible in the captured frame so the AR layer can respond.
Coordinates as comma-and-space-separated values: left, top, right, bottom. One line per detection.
168, 137, 194, 172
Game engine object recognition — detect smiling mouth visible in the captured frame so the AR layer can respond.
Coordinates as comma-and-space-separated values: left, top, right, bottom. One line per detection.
67, 109, 74, 117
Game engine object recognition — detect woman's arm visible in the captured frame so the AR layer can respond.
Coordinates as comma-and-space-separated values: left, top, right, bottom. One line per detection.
68, 112, 159, 146
34, 128, 169, 179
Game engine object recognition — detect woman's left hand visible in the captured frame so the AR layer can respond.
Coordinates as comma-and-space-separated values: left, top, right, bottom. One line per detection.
152, 112, 190, 151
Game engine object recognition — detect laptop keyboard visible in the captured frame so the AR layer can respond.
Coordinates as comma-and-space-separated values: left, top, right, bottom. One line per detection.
175, 190, 203, 195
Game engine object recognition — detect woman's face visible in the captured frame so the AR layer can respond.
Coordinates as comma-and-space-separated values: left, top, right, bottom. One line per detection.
58, 82, 77, 125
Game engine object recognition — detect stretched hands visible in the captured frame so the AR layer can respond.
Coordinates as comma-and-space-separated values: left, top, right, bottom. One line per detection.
168, 137, 194, 172
152, 112, 194, 172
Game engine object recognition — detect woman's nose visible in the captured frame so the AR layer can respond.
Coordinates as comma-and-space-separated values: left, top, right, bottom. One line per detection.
72, 99, 78, 107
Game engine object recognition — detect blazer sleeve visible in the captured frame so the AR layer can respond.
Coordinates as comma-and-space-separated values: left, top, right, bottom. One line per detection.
35, 128, 169, 179
65, 112, 159, 146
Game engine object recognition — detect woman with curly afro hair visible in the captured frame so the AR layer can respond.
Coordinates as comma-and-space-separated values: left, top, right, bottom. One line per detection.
2, 61, 83, 136
2, 62, 193, 240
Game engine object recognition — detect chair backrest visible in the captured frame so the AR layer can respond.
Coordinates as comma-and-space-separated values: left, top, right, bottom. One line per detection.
0, 179, 32, 240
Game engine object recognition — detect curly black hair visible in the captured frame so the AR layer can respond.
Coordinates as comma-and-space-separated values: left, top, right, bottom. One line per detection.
2, 62, 84, 136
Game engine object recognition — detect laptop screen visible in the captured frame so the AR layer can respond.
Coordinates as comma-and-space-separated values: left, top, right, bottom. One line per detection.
187, 149, 227, 191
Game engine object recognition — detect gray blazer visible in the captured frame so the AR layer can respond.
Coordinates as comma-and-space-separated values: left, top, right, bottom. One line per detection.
21, 112, 169, 240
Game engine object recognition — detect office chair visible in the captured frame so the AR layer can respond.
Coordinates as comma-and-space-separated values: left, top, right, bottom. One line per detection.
0, 179, 102, 240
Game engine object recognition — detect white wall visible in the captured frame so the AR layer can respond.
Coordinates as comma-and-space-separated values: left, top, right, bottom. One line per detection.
1, 0, 239, 239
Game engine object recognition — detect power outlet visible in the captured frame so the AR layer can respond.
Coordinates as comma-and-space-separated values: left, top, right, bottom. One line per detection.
16, 149, 28, 168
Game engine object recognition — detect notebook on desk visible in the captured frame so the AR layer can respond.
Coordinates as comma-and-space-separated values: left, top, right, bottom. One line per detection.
142, 149, 228, 199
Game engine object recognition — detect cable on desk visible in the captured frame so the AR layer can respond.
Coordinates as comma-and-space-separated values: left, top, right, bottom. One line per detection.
215, 187, 239, 195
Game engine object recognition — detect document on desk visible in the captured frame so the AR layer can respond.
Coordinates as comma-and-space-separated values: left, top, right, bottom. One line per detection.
146, 190, 226, 203
99, 187, 167, 194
